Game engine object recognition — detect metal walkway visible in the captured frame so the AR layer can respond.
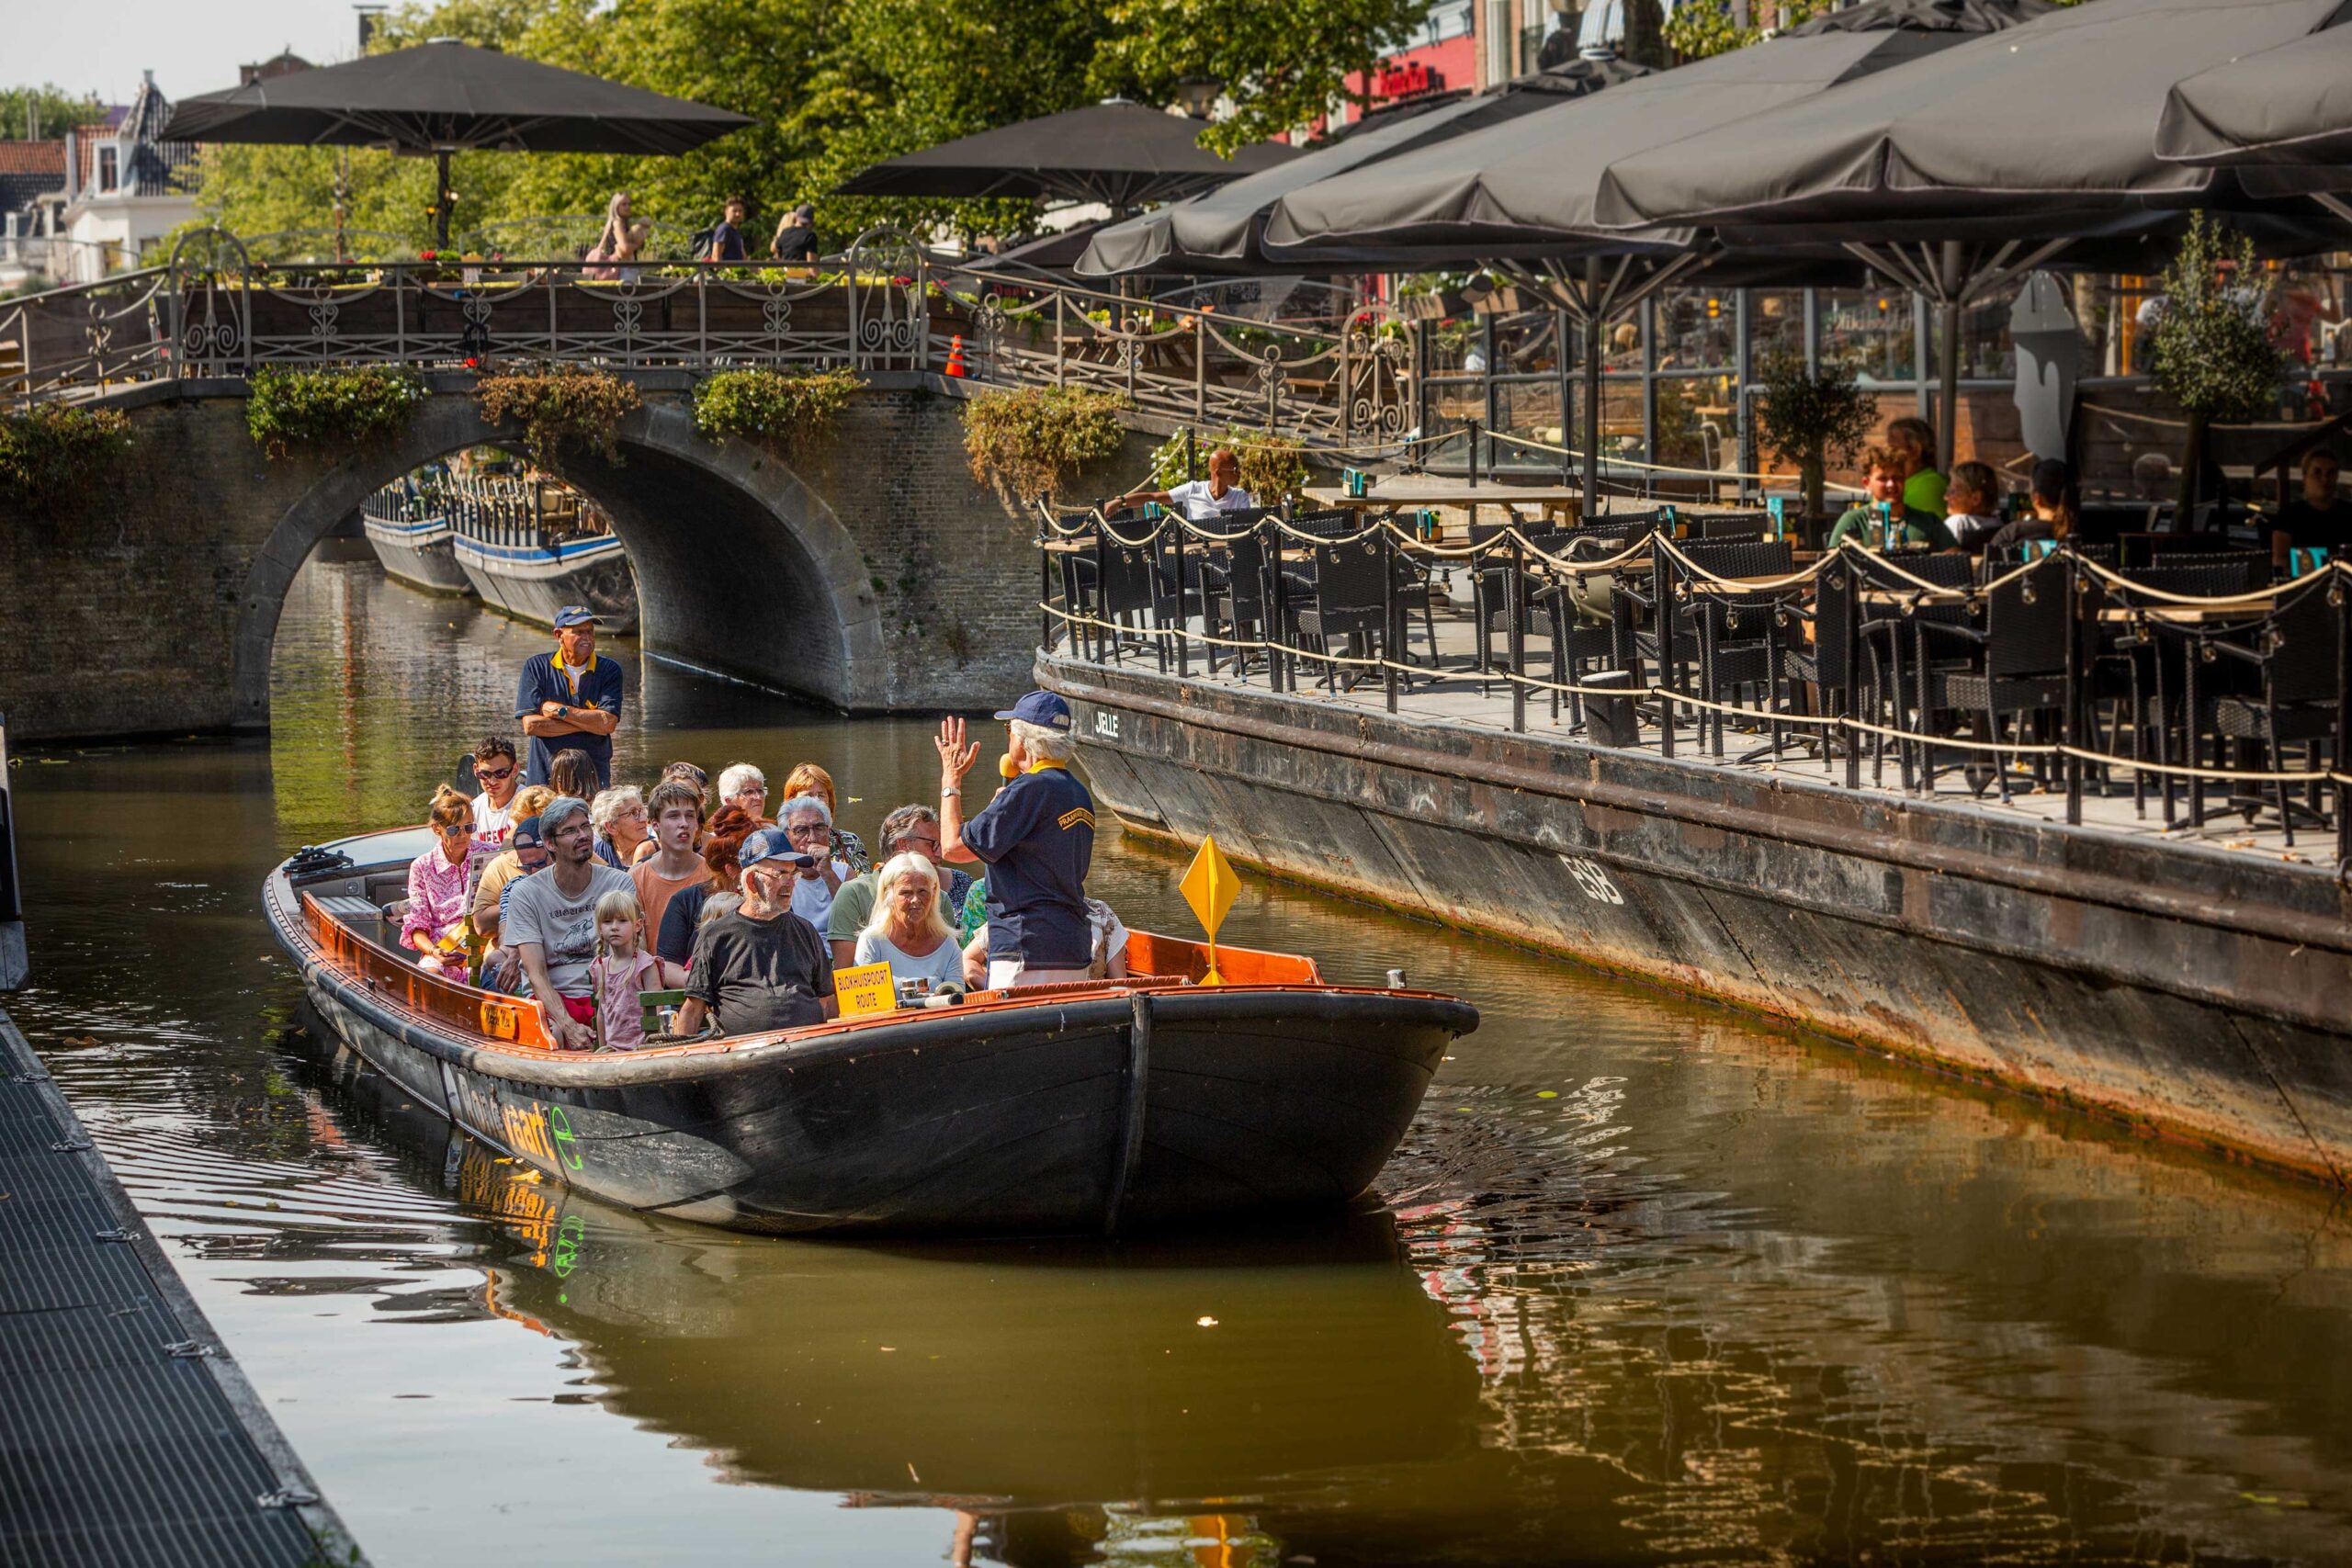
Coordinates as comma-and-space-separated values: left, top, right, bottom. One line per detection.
0, 1010, 362, 1567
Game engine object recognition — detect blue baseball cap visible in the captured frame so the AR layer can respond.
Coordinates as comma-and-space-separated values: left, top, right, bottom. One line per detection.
992, 691, 1072, 730
553, 605, 600, 628
737, 826, 800, 871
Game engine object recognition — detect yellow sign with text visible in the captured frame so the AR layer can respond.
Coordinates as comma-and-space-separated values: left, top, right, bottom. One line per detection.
833, 961, 898, 1017
1179, 835, 1239, 986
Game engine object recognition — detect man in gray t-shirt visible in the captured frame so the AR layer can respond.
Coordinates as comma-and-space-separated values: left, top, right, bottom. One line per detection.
505, 795, 636, 1049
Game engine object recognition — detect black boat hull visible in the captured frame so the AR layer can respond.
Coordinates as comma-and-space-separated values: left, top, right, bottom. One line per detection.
268, 855, 1474, 1237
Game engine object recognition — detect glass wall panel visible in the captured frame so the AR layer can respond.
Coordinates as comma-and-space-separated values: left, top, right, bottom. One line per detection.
1656, 287, 1736, 372
1819, 287, 1918, 384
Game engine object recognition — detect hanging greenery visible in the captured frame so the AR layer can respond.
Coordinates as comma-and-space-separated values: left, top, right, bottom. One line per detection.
1754, 351, 1876, 524
475, 364, 641, 470
692, 367, 863, 460
2146, 212, 2284, 522
961, 385, 1128, 502
244, 365, 428, 461
0, 403, 133, 507
1147, 425, 1313, 503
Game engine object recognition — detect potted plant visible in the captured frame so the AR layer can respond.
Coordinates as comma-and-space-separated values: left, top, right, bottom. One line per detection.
1754, 351, 1877, 536
2145, 212, 2284, 527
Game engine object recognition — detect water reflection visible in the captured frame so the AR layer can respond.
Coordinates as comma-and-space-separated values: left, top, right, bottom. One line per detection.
3, 553, 2349, 1565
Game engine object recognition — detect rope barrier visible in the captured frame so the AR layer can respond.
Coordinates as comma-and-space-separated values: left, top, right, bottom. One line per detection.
1035, 595, 2346, 792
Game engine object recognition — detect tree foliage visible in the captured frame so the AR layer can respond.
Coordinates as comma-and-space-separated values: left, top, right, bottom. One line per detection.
1754, 351, 1876, 522
0, 83, 104, 141
1148, 425, 1312, 502
191, 0, 1438, 248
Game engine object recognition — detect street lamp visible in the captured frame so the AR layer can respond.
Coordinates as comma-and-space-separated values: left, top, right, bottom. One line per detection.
1175, 76, 1222, 119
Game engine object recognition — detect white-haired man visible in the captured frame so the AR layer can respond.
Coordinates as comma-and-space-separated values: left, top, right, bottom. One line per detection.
934, 691, 1095, 989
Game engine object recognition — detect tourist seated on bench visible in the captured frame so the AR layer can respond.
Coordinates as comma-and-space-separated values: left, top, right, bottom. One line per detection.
402, 786, 475, 975
505, 796, 637, 1052
1826, 447, 1955, 551
673, 829, 839, 1037
717, 761, 772, 826
470, 784, 558, 948
782, 762, 869, 874
853, 853, 967, 997
826, 804, 973, 968
590, 784, 649, 868
586, 890, 686, 1049
655, 806, 758, 965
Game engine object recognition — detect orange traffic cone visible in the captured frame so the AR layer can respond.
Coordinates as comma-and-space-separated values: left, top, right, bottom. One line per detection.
944, 334, 967, 377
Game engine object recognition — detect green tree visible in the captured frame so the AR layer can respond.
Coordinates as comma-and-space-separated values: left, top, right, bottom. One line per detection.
2146, 212, 2284, 525
0, 84, 104, 140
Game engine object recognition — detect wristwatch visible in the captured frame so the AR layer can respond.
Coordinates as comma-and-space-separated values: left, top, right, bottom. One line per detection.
556, 704, 570, 718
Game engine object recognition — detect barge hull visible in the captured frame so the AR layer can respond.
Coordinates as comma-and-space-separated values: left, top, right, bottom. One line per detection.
453, 536, 638, 634
1037, 652, 2352, 1188
361, 516, 473, 595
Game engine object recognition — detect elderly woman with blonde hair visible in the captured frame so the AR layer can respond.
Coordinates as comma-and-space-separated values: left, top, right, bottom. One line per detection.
854, 852, 965, 996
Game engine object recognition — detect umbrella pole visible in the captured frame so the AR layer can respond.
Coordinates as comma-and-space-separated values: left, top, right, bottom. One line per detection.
1583, 315, 1603, 522
435, 149, 452, 249
1936, 240, 1962, 479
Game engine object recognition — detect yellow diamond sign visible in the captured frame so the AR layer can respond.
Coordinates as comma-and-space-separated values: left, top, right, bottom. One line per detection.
1179, 835, 1239, 985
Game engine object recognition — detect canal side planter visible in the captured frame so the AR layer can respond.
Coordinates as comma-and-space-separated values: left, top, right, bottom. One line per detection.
0, 402, 133, 509
1039, 650, 2352, 1190
244, 365, 429, 462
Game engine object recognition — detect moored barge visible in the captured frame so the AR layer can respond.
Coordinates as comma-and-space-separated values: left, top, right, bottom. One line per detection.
264, 826, 1478, 1236
447, 474, 639, 634
360, 480, 474, 595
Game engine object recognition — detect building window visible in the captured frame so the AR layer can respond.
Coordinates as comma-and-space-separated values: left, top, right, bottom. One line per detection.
97, 146, 119, 193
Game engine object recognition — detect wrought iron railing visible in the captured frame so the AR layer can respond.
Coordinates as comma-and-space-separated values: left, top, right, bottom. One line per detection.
0, 226, 1420, 455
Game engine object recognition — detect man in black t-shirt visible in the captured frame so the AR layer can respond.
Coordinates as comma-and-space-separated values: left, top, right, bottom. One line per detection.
707, 195, 751, 263
674, 828, 837, 1037
2270, 448, 2351, 570
935, 692, 1095, 989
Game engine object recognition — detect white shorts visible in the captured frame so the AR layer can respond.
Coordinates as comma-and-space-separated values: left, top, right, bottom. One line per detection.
987, 960, 1093, 990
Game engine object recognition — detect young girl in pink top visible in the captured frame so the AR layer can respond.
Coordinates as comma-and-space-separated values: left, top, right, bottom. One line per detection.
587, 890, 687, 1049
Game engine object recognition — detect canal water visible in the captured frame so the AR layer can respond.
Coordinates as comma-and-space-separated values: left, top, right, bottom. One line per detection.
9, 553, 2352, 1566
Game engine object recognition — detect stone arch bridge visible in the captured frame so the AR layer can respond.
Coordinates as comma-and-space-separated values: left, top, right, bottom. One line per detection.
0, 371, 1153, 740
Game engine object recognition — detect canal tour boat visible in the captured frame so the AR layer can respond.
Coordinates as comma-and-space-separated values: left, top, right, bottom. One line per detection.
447, 474, 639, 634
264, 826, 1479, 1237
359, 481, 475, 596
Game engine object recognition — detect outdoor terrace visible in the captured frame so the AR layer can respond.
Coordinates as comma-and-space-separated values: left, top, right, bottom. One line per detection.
1040, 492, 2349, 869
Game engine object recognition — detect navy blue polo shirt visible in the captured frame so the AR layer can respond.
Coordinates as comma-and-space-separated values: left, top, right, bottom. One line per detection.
515, 652, 623, 788
963, 764, 1094, 968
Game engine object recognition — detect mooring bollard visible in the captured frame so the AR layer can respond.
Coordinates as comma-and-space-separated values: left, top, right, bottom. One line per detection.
1583, 670, 1638, 748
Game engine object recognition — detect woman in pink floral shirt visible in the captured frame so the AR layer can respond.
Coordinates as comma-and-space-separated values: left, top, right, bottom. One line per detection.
403, 786, 476, 974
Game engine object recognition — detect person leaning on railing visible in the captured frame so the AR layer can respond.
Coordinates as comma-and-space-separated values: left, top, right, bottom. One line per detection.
1825, 446, 1956, 551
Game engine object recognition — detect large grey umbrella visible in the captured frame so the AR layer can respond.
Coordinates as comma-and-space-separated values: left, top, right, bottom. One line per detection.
1588, 0, 2348, 470
1075, 54, 1647, 279
831, 101, 1295, 213
1258, 0, 2047, 513
162, 39, 753, 245
2158, 23, 2352, 216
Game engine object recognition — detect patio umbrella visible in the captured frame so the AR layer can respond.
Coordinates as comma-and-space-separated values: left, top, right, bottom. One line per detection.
162, 40, 753, 245
1257, 0, 2049, 513
1587, 0, 2352, 473
831, 100, 1296, 213
2157, 23, 2352, 214
1074, 53, 1649, 280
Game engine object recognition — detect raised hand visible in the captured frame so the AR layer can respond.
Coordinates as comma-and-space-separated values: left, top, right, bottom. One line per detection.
935, 715, 981, 784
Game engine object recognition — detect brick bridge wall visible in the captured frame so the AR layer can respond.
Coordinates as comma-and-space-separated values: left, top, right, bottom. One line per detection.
0, 371, 1160, 741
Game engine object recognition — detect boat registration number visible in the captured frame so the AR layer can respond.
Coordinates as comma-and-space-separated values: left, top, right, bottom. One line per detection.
1559, 855, 1625, 907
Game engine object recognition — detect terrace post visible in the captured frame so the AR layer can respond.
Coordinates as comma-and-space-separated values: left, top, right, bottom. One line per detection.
1055, 293, 1066, 388
1655, 535, 1675, 760
1172, 524, 1190, 680
1554, 308, 1574, 490
2064, 552, 2084, 826
1843, 562, 1862, 791
1383, 527, 1398, 716
1268, 516, 1289, 695
2337, 566, 2350, 867
1509, 535, 1527, 734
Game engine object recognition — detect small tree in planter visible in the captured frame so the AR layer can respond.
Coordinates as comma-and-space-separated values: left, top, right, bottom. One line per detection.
962, 386, 1127, 506
2146, 213, 2283, 526
1754, 351, 1877, 532
475, 364, 641, 470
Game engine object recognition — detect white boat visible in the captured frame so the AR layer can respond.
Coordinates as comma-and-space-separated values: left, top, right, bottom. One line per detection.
446, 474, 639, 634
359, 483, 474, 595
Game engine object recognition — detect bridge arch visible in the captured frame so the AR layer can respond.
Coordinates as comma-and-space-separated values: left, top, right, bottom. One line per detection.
230, 392, 883, 728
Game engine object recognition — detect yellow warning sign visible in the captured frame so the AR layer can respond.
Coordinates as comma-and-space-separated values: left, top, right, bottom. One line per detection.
833, 961, 897, 1017
1179, 835, 1239, 986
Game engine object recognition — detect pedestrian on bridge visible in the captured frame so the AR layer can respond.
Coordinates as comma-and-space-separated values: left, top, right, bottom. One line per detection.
518, 606, 623, 790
